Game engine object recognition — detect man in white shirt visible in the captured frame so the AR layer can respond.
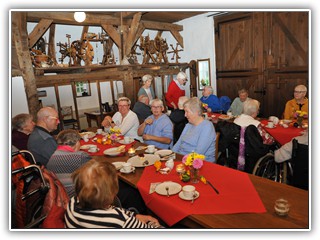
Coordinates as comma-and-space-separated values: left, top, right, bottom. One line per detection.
102, 97, 142, 141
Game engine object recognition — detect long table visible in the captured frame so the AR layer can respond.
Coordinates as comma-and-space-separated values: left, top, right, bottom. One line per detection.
91, 141, 309, 229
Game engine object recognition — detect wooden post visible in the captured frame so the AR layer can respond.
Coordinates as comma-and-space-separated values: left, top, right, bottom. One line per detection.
12, 12, 39, 119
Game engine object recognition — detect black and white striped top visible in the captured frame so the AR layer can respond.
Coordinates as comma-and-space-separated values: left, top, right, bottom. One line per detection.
65, 196, 157, 229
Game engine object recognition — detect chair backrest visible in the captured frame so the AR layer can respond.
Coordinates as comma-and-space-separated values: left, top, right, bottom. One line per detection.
219, 96, 231, 113
291, 139, 309, 190
61, 106, 74, 120
216, 122, 270, 173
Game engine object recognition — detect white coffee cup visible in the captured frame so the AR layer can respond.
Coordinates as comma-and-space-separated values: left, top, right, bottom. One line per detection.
83, 134, 89, 142
147, 145, 155, 153
88, 145, 98, 152
122, 162, 132, 172
124, 136, 130, 143
227, 111, 233, 117
267, 121, 274, 128
182, 185, 196, 199
97, 128, 103, 134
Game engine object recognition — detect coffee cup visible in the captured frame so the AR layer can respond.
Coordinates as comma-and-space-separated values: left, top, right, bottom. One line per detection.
122, 162, 132, 172
97, 128, 103, 134
147, 145, 155, 153
124, 136, 130, 143
227, 111, 233, 117
83, 134, 89, 142
267, 121, 274, 128
88, 145, 98, 152
182, 185, 195, 199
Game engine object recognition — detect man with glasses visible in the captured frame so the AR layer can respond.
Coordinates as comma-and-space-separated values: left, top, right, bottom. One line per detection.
27, 106, 59, 166
283, 85, 308, 120
102, 97, 141, 141
138, 99, 173, 149
165, 71, 187, 110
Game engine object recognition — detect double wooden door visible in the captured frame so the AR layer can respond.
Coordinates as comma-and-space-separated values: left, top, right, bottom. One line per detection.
214, 12, 309, 118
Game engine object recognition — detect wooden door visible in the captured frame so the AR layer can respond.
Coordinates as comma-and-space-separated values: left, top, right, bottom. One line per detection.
214, 12, 309, 118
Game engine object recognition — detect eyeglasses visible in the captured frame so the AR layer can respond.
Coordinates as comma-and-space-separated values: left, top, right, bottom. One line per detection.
47, 116, 59, 122
118, 104, 129, 107
151, 106, 162, 109
294, 91, 306, 94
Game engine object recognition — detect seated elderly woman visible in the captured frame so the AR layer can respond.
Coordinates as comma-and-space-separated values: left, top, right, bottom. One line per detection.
137, 74, 156, 101
172, 97, 216, 162
102, 97, 142, 141
138, 98, 173, 149
233, 99, 274, 145
12, 113, 35, 150
46, 129, 91, 197
65, 159, 161, 228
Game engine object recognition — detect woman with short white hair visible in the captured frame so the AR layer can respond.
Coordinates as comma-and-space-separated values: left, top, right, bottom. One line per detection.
137, 74, 156, 101
172, 97, 216, 162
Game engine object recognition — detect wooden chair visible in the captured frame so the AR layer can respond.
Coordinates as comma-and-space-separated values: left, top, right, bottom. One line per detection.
60, 106, 79, 129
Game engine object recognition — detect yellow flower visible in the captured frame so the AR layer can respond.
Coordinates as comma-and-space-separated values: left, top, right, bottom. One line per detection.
154, 160, 162, 171
200, 176, 207, 184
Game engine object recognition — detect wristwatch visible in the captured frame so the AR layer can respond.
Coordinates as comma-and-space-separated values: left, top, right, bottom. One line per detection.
111, 121, 114, 124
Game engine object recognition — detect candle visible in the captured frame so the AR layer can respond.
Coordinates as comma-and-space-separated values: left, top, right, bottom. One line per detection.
176, 163, 185, 174
128, 147, 136, 156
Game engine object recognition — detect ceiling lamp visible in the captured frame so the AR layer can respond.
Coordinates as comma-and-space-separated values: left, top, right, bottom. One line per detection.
74, 12, 86, 23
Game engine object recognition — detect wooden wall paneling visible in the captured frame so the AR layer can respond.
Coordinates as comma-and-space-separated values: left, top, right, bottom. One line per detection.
54, 83, 63, 130
215, 11, 308, 118
96, 80, 103, 113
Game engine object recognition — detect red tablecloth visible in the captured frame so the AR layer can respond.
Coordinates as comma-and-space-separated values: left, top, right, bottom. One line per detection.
260, 119, 304, 146
137, 161, 266, 226
79, 134, 136, 156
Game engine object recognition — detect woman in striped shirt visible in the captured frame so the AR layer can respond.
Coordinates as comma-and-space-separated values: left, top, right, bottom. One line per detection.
65, 159, 160, 228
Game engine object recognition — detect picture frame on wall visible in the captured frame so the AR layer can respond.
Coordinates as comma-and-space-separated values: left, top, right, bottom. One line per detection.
75, 81, 91, 97
197, 58, 211, 90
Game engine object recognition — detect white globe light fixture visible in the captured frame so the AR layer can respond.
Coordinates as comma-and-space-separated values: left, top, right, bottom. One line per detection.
74, 12, 86, 23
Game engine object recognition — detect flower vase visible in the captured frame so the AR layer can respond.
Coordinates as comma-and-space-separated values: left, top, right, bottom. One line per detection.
190, 167, 200, 184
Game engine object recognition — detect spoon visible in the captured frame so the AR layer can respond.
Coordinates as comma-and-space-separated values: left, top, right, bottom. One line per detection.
191, 193, 197, 204
165, 186, 170, 197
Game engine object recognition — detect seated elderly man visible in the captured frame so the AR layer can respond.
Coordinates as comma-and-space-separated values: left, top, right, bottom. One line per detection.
27, 107, 59, 166
234, 99, 274, 145
102, 97, 142, 141
283, 84, 308, 120
138, 98, 173, 149
228, 88, 251, 116
132, 94, 152, 124
200, 86, 222, 113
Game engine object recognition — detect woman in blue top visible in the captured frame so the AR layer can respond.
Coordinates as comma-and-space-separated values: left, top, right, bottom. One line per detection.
172, 97, 216, 162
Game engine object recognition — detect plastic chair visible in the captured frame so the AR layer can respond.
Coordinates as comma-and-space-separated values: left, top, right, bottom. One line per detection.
61, 106, 79, 129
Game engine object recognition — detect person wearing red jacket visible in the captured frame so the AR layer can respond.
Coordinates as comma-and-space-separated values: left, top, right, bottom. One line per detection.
165, 71, 187, 110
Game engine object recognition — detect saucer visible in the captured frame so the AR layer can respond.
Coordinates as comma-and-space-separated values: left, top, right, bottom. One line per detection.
88, 148, 99, 153
120, 166, 135, 174
145, 149, 158, 154
265, 125, 276, 129
179, 191, 200, 201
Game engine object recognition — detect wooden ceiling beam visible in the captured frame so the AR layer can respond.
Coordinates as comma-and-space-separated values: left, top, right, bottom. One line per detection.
170, 30, 184, 48
101, 24, 121, 47
124, 12, 142, 57
28, 18, 53, 48
142, 20, 183, 31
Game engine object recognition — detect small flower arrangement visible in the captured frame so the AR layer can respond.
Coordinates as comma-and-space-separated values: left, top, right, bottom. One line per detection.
202, 103, 208, 110
180, 152, 206, 184
182, 152, 205, 169
293, 110, 308, 127
293, 110, 308, 119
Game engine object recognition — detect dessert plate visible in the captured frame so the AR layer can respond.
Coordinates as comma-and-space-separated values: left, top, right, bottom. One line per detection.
154, 149, 172, 157
127, 154, 160, 167
80, 132, 96, 139
104, 147, 122, 156
80, 144, 96, 150
155, 181, 182, 196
